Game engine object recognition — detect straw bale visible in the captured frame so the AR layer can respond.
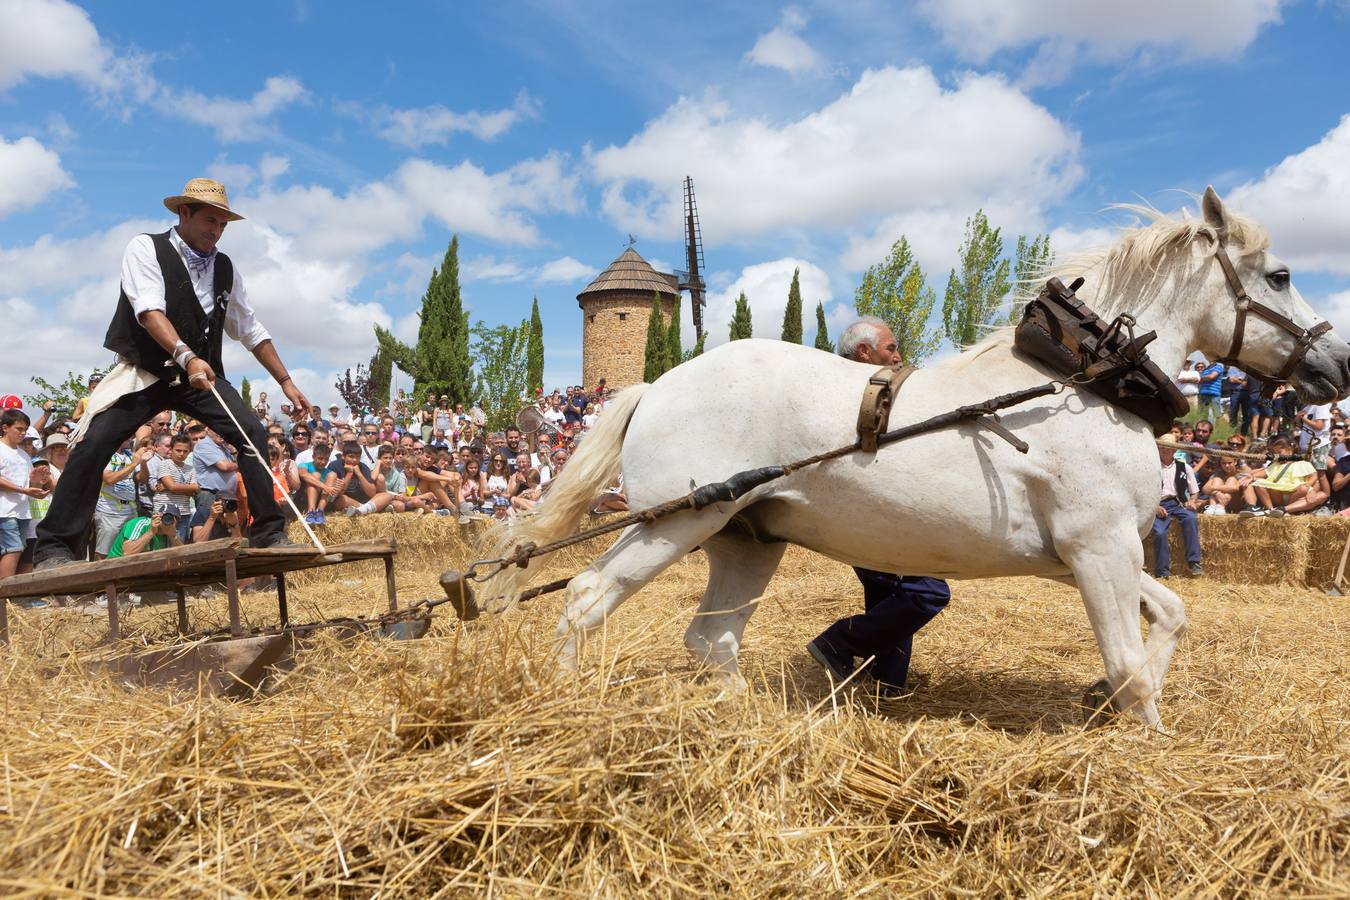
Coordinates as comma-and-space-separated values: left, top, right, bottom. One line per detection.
1, 530, 1347, 895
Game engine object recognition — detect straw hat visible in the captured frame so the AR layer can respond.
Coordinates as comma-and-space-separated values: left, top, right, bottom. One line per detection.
162, 178, 245, 221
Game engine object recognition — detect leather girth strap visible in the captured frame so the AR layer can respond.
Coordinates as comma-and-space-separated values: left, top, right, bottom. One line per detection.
857, 364, 915, 452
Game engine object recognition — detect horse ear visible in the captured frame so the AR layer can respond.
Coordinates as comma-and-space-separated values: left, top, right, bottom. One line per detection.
1201, 185, 1229, 239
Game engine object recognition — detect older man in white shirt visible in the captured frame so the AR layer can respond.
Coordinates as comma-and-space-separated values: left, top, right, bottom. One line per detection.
34, 178, 311, 568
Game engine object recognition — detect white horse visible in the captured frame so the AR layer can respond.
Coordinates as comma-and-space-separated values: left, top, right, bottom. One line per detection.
483, 188, 1350, 728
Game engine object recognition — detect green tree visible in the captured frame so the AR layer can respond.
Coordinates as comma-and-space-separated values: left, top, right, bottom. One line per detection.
368, 344, 393, 409
780, 268, 803, 343
681, 332, 706, 363
643, 295, 668, 382
812, 301, 832, 351
1005, 233, 1054, 325
941, 210, 1012, 348
240, 377, 252, 409
665, 296, 683, 371
854, 236, 942, 363
526, 297, 545, 394
24, 366, 110, 416
471, 319, 530, 432
334, 364, 373, 414
373, 235, 472, 404
728, 291, 753, 341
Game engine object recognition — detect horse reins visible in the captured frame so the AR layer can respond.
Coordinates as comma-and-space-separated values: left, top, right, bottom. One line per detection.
1211, 242, 1331, 393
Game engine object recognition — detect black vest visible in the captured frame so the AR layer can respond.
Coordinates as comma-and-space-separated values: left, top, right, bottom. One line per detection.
103, 230, 233, 378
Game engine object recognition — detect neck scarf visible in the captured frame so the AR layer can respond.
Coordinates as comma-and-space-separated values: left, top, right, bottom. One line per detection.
179, 238, 216, 276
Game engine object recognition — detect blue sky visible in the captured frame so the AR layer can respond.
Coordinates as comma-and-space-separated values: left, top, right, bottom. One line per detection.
2, 0, 1350, 408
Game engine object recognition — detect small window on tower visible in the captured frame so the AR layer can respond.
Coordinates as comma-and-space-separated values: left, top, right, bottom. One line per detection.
617, 312, 628, 321
588, 314, 595, 323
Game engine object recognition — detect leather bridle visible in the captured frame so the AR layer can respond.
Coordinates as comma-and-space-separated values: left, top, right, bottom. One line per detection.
1212, 241, 1331, 393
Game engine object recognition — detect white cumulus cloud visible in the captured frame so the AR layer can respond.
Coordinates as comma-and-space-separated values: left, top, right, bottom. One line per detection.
588, 66, 1080, 251
745, 7, 826, 73
0, 134, 74, 217
918, 0, 1288, 65
703, 257, 832, 346
536, 256, 597, 284
161, 76, 309, 142
1227, 115, 1350, 276
374, 90, 541, 149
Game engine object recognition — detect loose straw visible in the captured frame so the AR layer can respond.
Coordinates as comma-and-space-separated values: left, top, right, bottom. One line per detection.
201, 378, 326, 553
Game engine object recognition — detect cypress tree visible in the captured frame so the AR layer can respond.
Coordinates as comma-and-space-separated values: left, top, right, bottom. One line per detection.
780, 267, 803, 343
642, 295, 667, 382
240, 377, 252, 409
526, 297, 545, 394
368, 344, 392, 408
665, 296, 682, 371
812, 302, 832, 351
729, 291, 753, 340
413, 236, 473, 404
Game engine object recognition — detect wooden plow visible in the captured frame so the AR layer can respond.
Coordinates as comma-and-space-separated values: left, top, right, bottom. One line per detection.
0, 537, 433, 696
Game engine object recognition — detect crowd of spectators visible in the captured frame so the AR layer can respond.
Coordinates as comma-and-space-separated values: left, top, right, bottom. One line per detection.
0, 379, 622, 580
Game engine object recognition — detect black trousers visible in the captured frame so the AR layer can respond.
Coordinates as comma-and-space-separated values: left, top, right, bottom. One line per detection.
35, 376, 284, 562
814, 568, 951, 688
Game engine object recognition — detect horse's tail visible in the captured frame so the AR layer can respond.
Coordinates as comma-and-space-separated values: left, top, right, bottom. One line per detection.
478, 383, 649, 608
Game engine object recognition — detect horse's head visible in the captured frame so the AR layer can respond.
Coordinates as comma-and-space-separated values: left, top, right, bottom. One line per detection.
1193, 186, 1350, 404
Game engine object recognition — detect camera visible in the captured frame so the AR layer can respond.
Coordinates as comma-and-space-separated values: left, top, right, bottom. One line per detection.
220, 499, 239, 513
158, 506, 180, 525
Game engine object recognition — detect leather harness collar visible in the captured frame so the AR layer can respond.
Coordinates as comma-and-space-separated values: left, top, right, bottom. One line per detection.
856, 364, 914, 452
1212, 242, 1331, 391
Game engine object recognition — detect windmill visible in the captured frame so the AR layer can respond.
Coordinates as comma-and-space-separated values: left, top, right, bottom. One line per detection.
677, 176, 707, 341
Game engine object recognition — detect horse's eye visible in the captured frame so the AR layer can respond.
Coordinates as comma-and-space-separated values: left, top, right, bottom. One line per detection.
1266, 269, 1290, 291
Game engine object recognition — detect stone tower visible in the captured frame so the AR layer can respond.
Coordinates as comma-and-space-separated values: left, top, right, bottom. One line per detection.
577, 247, 679, 389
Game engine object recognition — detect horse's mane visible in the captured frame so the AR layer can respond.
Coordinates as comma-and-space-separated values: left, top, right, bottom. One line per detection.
941, 199, 1272, 371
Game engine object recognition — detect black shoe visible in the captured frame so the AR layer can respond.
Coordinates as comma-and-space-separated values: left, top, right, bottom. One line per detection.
1189, 563, 1203, 577
251, 534, 308, 550
32, 553, 75, 573
806, 639, 853, 682
874, 672, 928, 701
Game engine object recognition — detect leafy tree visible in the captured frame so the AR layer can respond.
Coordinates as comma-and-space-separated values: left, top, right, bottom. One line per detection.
665, 296, 683, 371
643, 295, 668, 382
334, 364, 373, 414
526, 297, 545, 394
240, 377, 252, 409
941, 210, 1012, 348
1005, 233, 1054, 325
368, 344, 393, 409
728, 291, 753, 341
373, 235, 472, 404
780, 267, 803, 343
812, 301, 832, 351
471, 319, 530, 432
681, 332, 706, 364
24, 366, 110, 415
854, 236, 942, 364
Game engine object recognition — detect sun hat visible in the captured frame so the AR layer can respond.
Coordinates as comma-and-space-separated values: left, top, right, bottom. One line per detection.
162, 178, 245, 221
38, 433, 69, 458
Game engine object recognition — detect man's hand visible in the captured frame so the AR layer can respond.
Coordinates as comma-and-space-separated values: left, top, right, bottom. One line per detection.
134, 446, 156, 464
150, 513, 163, 529
186, 357, 217, 390
282, 381, 310, 421
23, 485, 50, 499
1156, 505, 1169, 519
42, 400, 55, 412
210, 499, 223, 518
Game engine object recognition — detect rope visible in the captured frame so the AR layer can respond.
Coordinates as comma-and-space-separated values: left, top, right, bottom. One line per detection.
200, 378, 326, 554
1154, 439, 1270, 462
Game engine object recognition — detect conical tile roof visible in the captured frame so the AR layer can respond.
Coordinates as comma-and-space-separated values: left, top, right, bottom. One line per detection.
577, 247, 679, 305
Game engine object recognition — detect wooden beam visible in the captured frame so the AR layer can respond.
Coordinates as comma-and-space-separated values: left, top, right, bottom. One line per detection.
0, 540, 240, 599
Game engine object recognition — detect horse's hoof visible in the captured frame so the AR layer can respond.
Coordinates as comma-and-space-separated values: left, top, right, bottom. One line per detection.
1080, 678, 1117, 728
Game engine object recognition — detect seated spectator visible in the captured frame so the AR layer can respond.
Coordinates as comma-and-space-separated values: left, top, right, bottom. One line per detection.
325, 441, 401, 518
508, 454, 533, 496
107, 507, 183, 558
298, 442, 335, 524
429, 428, 451, 450
192, 498, 245, 543
1190, 419, 1218, 482
459, 457, 483, 513
1330, 442, 1350, 514
405, 447, 461, 512
1240, 436, 1327, 517
1203, 456, 1252, 514
511, 469, 543, 514
1152, 443, 1203, 578
482, 451, 511, 517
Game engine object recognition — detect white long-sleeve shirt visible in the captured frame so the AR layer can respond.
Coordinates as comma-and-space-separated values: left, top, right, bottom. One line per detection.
119, 228, 271, 352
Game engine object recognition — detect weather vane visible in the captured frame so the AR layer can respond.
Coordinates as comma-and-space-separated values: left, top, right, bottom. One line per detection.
626, 233, 637, 247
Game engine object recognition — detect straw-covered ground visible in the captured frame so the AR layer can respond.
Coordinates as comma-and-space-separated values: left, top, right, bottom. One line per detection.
1, 517, 1347, 896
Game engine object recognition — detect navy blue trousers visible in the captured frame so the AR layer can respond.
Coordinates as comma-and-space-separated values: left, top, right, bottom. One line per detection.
814, 568, 950, 688
1151, 497, 1200, 576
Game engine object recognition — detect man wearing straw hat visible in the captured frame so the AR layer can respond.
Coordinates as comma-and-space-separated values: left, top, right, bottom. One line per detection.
32, 178, 311, 569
